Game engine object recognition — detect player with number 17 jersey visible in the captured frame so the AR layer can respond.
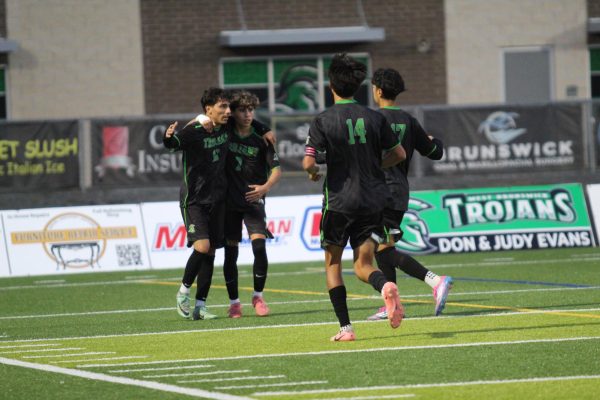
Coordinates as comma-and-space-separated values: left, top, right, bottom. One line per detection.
305, 100, 400, 214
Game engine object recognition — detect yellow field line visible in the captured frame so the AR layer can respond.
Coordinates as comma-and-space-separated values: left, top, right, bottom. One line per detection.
140, 280, 600, 319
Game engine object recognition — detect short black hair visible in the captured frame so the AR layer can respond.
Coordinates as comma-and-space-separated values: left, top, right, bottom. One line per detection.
201, 87, 230, 112
371, 68, 405, 100
328, 53, 367, 98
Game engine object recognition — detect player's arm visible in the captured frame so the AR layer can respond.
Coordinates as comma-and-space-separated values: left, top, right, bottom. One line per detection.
303, 119, 325, 182
251, 119, 276, 146
382, 143, 406, 168
245, 145, 282, 202
163, 122, 182, 150
414, 117, 444, 160
379, 120, 406, 168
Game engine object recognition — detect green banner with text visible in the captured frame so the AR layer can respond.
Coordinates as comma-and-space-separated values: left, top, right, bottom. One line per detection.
396, 183, 595, 254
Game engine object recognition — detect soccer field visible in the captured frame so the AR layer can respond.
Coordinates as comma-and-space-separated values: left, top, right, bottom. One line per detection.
1, 247, 599, 399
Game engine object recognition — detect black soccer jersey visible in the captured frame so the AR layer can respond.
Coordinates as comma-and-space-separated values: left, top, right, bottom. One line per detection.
306, 100, 400, 214
226, 126, 280, 209
378, 106, 444, 211
163, 123, 230, 207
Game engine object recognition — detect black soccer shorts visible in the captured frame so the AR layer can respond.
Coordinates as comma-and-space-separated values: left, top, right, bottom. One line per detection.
382, 208, 405, 242
320, 209, 385, 249
225, 202, 272, 242
180, 202, 225, 248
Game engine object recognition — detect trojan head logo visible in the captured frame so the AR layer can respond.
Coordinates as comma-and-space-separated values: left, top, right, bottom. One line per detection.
395, 199, 437, 254
274, 64, 319, 112
478, 111, 527, 144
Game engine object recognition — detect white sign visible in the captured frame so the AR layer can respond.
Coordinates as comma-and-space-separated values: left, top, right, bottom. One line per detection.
141, 195, 355, 270
3, 204, 151, 277
0, 212, 11, 277
587, 184, 600, 243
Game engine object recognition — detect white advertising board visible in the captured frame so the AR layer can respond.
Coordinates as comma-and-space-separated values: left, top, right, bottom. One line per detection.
3, 204, 151, 277
141, 195, 353, 269
587, 184, 600, 243
0, 212, 11, 277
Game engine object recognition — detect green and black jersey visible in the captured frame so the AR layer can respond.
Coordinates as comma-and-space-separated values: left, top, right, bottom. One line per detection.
378, 107, 444, 211
227, 126, 280, 209
163, 119, 270, 207
306, 100, 400, 214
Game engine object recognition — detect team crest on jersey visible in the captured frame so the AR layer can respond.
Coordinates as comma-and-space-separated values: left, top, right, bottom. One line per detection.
394, 199, 437, 254
188, 224, 196, 234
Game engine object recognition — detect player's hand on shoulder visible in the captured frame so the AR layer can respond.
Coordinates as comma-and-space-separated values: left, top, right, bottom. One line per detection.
196, 114, 214, 131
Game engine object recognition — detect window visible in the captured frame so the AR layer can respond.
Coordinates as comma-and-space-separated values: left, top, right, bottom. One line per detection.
503, 47, 552, 103
590, 48, 600, 98
221, 54, 371, 113
0, 66, 6, 119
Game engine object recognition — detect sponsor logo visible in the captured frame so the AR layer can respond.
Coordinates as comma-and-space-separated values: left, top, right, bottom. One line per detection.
442, 189, 575, 228
478, 111, 526, 144
95, 126, 136, 178
396, 199, 437, 254
10, 212, 137, 269
240, 217, 294, 245
300, 206, 323, 251
153, 223, 187, 251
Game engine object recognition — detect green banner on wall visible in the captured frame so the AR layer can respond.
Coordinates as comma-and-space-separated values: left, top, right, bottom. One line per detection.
396, 183, 595, 254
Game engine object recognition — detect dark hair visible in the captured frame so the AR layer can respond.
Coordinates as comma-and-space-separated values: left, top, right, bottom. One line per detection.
229, 90, 259, 112
328, 53, 367, 98
201, 87, 230, 111
371, 68, 405, 100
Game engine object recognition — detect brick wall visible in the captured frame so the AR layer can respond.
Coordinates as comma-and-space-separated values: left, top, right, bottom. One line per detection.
140, 0, 446, 114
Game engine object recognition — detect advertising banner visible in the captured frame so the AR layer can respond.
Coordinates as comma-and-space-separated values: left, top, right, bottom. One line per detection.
90, 118, 188, 186
586, 184, 600, 242
141, 195, 348, 269
3, 204, 151, 277
395, 183, 595, 254
422, 104, 584, 174
0, 120, 80, 191
0, 213, 10, 277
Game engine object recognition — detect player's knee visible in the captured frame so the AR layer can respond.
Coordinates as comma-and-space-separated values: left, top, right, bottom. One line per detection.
192, 240, 210, 253
251, 238, 266, 257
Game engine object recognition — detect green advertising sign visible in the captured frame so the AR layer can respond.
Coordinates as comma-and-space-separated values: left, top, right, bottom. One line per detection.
396, 183, 595, 254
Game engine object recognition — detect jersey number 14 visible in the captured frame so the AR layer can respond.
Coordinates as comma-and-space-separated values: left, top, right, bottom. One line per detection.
346, 118, 367, 145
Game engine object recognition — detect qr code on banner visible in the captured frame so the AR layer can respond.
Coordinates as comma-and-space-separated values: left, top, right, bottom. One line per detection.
116, 244, 143, 266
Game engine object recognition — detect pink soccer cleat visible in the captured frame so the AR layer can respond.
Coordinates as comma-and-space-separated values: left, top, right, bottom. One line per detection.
367, 306, 388, 321
252, 296, 270, 317
330, 326, 356, 342
433, 276, 453, 316
228, 302, 242, 318
382, 282, 404, 329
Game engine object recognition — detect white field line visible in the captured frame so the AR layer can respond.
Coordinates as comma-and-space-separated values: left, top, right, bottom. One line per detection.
109, 364, 214, 373
0, 357, 252, 400
3, 285, 600, 321
34, 279, 66, 284
252, 374, 600, 396
0, 347, 83, 354
482, 257, 514, 262
23, 351, 115, 359
76, 336, 600, 369
178, 375, 286, 383
54, 356, 148, 364
143, 369, 250, 379
4, 306, 600, 348
125, 275, 156, 280
215, 380, 328, 390
319, 395, 415, 400
0, 343, 61, 349
2, 254, 599, 292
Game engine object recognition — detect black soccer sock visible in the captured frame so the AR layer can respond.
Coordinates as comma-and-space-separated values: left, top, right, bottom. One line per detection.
328, 285, 350, 327
182, 250, 205, 288
395, 251, 428, 281
252, 239, 268, 292
367, 270, 389, 293
375, 247, 397, 283
223, 245, 239, 300
196, 254, 215, 301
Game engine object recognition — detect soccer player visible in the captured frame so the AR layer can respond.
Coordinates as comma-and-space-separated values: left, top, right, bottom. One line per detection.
222, 90, 281, 318
368, 68, 453, 320
163, 88, 271, 321
302, 53, 407, 342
